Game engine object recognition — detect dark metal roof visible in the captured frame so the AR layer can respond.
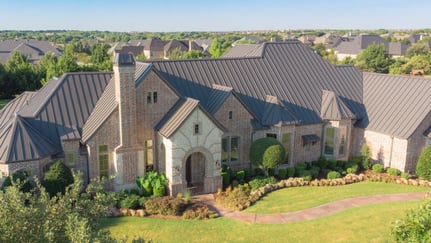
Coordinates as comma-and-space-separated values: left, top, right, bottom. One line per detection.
262, 95, 298, 126
321, 90, 355, 120
205, 84, 233, 115
336, 35, 388, 55
388, 42, 408, 56
0, 72, 112, 163
0, 39, 61, 63
115, 53, 135, 65
0, 115, 59, 163
359, 72, 431, 139
0, 92, 35, 129
151, 41, 364, 126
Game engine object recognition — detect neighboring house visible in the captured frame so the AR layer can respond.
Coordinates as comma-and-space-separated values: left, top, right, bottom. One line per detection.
335, 35, 388, 60
234, 36, 265, 44
358, 73, 431, 173
0, 39, 62, 64
194, 38, 213, 52
388, 42, 409, 58
114, 38, 204, 60
297, 35, 317, 45
0, 41, 365, 196
314, 34, 343, 50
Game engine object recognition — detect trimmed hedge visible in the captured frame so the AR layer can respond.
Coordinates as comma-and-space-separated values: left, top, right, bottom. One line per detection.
327, 171, 341, 179
387, 167, 401, 176
416, 146, 431, 180
43, 161, 74, 197
372, 164, 384, 173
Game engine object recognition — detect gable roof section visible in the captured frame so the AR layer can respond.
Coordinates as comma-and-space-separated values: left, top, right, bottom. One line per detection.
321, 90, 355, 120
388, 42, 408, 56
151, 41, 364, 126
360, 72, 431, 139
0, 115, 59, 163
263, 95, 299, 126
156, 98, 226, 138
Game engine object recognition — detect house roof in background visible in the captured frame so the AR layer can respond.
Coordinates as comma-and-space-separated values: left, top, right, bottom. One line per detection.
388, 42, 408, 56
0, 39, 61, 63
336, 35, 388, 55
359, 72, 431, 139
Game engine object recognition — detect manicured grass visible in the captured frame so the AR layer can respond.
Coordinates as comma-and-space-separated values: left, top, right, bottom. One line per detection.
245, 181, 430, 214
101, 201, 420, 242
0, 99, 11, 109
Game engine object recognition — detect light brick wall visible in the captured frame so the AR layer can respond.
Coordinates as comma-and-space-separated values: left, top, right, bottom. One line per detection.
406, 111, 431, 173
364, 130, 408, 171
214, 94, 254, 170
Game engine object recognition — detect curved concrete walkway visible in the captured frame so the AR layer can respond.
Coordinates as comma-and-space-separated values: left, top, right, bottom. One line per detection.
192, 192, 427, 224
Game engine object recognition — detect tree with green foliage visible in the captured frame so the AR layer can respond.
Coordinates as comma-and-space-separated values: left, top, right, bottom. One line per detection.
1, 170, 33, 193
209, 37, 223, 58
392, 193, 431, 242
416, 146, 431, 180
5, 51, 43, 95
355, 43, 393, 73
250, 137, 286, 176
389, 58, 408, 74
361, 142, 372, 169
0, 173, 122, 242
406, 43, 430, 57
182, 50, 205, 59
402, 55, 431, 75
37, 52, 58, 85
57, 44, 79, 74
43, 160, 74, 197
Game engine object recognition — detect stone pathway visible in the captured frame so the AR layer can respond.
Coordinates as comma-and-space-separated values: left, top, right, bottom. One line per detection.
192, 192, 428, 224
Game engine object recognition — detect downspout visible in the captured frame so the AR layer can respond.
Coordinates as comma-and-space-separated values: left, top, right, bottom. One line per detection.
389, 135, 394, 168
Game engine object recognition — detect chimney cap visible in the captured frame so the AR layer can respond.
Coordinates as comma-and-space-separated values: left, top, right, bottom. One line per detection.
114, 53, 135, 66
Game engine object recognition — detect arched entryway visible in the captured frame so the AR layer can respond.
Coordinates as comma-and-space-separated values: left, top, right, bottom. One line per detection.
185, 152, 205, 193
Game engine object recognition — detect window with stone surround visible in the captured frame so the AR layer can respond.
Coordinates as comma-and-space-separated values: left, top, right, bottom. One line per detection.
266, 133, 277, 139
145, 140, 154, 171
147, 91, 158, 104
193, 123, 201, 135
222, 136, 240, 163
98, 145, 109, 178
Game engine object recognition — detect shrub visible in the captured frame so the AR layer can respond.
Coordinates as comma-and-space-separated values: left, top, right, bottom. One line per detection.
346, 165, 358, 174
361, 143, 372, 169
336, 160, 345, 168
278, 169, 287, 179
136, 171, 168, 197
119, 194, 141, 210
248, 176, 277, 190
254, 168, 265, 176
182, 203, 218, 220
392, 194, 431, 242
221, 171, 230, 188
295, 162, 309, 171
317, 156, 328, 170
144, 196, 187, 216
215, 184, 251, 210
287, 167, 295, 178
349, 156, 362, 167
327, 160, 337, 170
43, 161, 74, 197
416, 146, 431, 180
372, 164, 384, 173
298, 170, 312, 180
1, 170, 33, 193
344, 161, 357, 170
401, 172, 410, 179
327, 171, 341, 179
310, 166, 320, 179
250, 138, 286, 175
236, 170, 245, 183
387, 168, 401, 176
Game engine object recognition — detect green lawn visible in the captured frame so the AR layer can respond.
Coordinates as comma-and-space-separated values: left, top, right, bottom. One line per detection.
245, 181, 430, 214
0, 99, 11, 109
102, 201, 419, 242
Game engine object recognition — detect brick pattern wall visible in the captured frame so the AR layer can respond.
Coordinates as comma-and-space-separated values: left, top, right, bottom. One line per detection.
214, 94, 254, 170
406, 111, 431, 172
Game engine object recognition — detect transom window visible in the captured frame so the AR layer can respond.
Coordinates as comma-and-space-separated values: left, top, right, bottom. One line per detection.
222, 136, 240, 163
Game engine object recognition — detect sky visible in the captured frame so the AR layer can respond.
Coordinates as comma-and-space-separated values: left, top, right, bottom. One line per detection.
1, 0, 430, 32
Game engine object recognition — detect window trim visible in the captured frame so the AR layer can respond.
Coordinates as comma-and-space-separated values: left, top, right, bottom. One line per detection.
222, 135, 241, 164
98, 145, 109, 178
324, 126, 336, 156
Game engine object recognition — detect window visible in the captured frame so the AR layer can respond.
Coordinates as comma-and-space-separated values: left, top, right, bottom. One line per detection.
266, 133, 277, 139
147, 91, 158, 104
324, 126, 335, 155
338, 126, 347, 156
282, 133, 292, 164
222, 136, 240, 163
98, 145, 109, 178
193, 123, 200, 135
66, 152, 75, 166
228, 111, 233, 120
145, 140, 154, 171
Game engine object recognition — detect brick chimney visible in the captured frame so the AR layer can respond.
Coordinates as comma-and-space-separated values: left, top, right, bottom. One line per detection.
113, 53, 137, 148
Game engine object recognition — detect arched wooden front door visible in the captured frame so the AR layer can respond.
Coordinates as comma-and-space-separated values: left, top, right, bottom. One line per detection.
185, 152, 205, 192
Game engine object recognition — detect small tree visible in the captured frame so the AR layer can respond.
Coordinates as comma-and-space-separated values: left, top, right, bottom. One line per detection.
416, 146, 431, 180
1, 170, 33, 193
361, 142, 372, 169
43, 160, 74, 197
250, 137, 286, 176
